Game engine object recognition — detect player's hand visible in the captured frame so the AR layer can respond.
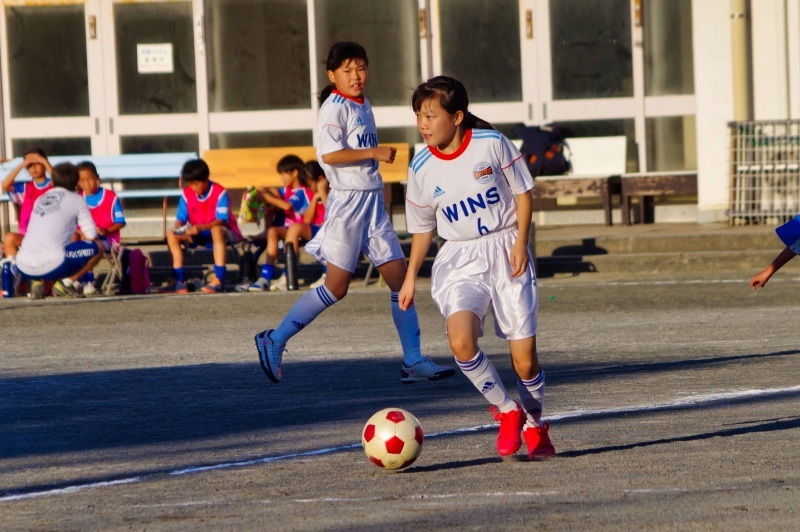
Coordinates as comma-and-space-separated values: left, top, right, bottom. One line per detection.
186, 226, 200, 236
509, 242, 529, 278
398, 279, 415, 311
750, 270, 771, 290
373, 146, 397, 164
97, 228, 107, 236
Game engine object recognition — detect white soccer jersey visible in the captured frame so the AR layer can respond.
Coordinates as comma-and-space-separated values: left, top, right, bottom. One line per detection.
316, 90, 383, 192
16, 188, 98, 276
405, 129, 534, 242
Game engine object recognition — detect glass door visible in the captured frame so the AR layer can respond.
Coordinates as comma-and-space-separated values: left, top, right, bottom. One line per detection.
429, 0, 535, 136
0, 0, 205, 157
532, 0, 696, 172
99, 0, 205, 154
0, 0, 100, 156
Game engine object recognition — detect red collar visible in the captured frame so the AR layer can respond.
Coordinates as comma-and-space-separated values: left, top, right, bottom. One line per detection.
332, 89, 365, 105
430, 129, 472, 160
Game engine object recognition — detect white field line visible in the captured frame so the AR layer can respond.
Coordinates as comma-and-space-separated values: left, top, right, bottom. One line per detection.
2, 385, 799, 503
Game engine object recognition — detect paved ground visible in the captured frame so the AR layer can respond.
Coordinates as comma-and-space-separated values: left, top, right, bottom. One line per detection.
1, 269, 799, 530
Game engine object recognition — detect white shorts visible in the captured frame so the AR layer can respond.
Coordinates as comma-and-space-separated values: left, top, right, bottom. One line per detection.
304, 189, 404, 273
431, 227, 538, 341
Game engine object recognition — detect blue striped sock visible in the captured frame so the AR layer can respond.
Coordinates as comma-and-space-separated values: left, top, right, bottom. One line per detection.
272, 285, 338, 344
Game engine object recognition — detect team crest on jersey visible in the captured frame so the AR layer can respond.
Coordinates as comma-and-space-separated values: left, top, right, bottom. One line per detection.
472, 162, 494, 184
34, 190, 65, 216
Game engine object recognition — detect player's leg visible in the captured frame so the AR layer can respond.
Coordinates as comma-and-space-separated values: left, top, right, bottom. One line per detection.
2, 232, 22, 258
201, 225, 227, 293
251, 226, 286, 291
51, 241, 100, 298
378, 257, 453, 381
164, 230, 192, 292
369, 206, 454, 381
448, 310, 523, 456
256, 190, 357, 383
510, 336, 555, 459
255, 261, 346, 383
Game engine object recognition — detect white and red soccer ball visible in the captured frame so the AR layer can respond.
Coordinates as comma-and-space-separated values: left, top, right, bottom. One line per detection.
362, 408, 424, 470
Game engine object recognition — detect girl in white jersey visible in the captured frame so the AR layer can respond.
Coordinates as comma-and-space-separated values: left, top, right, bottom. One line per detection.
255, 42, 454, 385
399, 76, 556, 460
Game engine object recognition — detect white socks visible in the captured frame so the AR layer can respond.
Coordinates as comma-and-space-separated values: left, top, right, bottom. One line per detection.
456, 351, 516, 413
391, 292, 423, 366
517, 369, 545, 428
272, 285, 338, 345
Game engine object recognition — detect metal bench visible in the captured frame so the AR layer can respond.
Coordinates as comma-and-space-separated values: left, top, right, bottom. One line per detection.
0, 152, 197, 241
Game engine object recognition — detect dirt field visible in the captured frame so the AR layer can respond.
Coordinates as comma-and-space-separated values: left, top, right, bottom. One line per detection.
1, 272, 799, 530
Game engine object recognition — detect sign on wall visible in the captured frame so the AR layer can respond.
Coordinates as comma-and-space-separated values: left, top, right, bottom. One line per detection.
137, 44, 174, 74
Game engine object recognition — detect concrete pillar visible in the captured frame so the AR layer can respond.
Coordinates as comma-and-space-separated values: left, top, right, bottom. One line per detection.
693, 0, 736, 222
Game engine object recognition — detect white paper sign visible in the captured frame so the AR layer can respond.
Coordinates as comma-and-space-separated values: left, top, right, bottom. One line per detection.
137, 43, 174, 74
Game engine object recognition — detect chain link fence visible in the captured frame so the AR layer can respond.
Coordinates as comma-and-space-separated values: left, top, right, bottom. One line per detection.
729, 120, 800, 225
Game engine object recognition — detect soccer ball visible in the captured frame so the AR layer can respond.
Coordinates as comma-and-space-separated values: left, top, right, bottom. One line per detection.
362, 408, 424, 470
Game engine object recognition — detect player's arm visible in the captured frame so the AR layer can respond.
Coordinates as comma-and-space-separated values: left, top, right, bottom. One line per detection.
258, 187, 292, 210
2, 159, 27, 191
102, 222, 126, 236
321, 146, 396, 165
510, 190, 533, 278
750, 246, 796, 289
399, 230, 435, 311
303, 195, 320, 224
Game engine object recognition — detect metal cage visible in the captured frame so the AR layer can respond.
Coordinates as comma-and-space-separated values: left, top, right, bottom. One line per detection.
729, 120, 800, 225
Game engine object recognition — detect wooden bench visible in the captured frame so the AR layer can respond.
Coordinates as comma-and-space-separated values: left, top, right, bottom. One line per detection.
530, 136, 627, 226
0, 152, 197, 241
620, 171, 698, 225
203, 143, 410, 189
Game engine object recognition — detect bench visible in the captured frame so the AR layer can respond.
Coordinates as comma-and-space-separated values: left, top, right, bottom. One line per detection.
202, 144, 410, 189
620, 171, 698, 225
530, 136, 627, 226
0, 152, 197, 241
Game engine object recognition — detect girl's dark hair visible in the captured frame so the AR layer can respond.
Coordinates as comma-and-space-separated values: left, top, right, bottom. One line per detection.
318, 41, 369, 104
77, 161, 99, 177
277, 154, 308, 186
411, 76, 494, 130
181, 159, 210, 183
52, 162, 79, 191
303, 160, 325, 183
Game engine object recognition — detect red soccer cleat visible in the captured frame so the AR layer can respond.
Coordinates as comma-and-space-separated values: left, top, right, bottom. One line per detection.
523, 422, 556, 460
490, 403, 524, 456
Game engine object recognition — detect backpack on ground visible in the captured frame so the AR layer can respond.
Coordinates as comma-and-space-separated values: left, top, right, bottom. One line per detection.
515, 123, 571, 177
121, 248, 151, 294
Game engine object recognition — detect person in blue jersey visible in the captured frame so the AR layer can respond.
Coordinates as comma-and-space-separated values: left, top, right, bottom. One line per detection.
255, 41, 454, 385
750, 215, 800, 289
399, 76, 556, 460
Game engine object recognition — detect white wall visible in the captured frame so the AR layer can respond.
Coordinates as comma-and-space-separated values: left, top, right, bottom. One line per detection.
693, 0, 735, 223
751, 0, 789, 119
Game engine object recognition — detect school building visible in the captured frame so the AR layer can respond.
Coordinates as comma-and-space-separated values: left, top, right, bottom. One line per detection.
1, 0, 798, 227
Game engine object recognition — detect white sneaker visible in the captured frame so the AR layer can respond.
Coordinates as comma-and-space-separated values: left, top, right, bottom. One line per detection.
248, 277, 271, 291
234, 281, 252, 292
72, 281, 83, 294
309, 273, 326, 289
270, 275, 287, 292
400, 356, 457, 384
83, 282, 99, 296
